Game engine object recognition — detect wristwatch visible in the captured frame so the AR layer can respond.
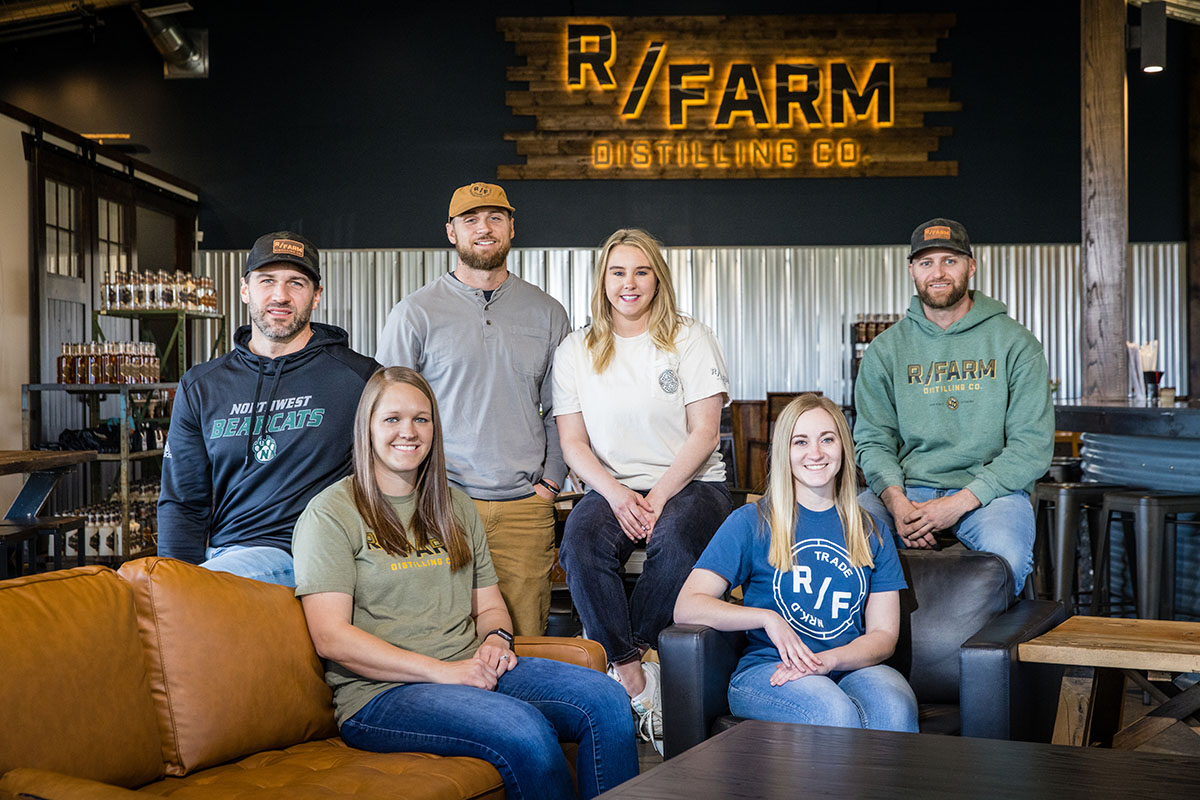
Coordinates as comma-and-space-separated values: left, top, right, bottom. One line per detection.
484, 627, 514, 647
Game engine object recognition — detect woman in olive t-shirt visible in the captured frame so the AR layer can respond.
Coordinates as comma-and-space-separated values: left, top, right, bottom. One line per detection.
292, 367, 637, 800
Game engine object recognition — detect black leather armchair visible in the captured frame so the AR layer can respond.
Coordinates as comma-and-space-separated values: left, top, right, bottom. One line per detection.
659, 549, 1068, 758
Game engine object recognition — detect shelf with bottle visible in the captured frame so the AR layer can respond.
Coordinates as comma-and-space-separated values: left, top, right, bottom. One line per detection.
849, 313, 903, 400
23, 383, 176, 561
57, 341, 163, 386
93, 305, 226, 385
50, 480, 160, 562
100, 268, 220, 314
851, 313, 902, 347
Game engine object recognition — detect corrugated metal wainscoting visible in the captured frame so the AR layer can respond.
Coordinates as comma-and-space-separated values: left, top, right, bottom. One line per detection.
197, 242, 1188, 405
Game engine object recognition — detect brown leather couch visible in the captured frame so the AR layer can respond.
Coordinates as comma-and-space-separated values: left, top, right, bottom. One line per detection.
0, 558, 605, 798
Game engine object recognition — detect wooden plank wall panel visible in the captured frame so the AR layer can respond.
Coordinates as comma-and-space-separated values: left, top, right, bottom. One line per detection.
497, 15, 960, 180
1080, 0, 1129, 402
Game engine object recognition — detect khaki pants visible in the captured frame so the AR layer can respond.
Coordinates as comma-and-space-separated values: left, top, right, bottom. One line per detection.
472, 494, 556, 637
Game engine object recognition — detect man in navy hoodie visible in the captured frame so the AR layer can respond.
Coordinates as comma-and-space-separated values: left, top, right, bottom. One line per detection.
158, 232, 379, 586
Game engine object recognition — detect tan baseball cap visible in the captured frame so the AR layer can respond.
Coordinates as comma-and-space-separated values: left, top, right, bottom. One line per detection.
448, 182, 515, 220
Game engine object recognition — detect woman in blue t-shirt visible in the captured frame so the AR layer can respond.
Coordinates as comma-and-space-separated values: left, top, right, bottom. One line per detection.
674, 393, 918, 731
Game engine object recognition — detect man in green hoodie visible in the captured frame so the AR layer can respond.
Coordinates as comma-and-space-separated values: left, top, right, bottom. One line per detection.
853, 218, 1053, 594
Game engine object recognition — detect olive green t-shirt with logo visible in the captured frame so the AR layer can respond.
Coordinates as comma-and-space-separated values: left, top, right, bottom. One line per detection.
293, 476, 498, 726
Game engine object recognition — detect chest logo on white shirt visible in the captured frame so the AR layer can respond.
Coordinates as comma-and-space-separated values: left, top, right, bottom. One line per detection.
658, 368, 680, 394
771, 538, 867, 640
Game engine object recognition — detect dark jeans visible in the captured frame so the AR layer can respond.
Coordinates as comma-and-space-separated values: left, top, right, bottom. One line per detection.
341, 657, 638, 800
560, 480, 733, 663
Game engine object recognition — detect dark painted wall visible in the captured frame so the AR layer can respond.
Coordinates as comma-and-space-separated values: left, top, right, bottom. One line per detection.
0, 1, 1187, 250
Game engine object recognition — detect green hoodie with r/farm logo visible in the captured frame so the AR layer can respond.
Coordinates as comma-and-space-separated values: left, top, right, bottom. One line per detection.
852, 291, 1054, 507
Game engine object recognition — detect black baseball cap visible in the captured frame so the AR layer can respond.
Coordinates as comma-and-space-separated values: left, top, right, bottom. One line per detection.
244, 231, 320, 284
908, 218, 973, 261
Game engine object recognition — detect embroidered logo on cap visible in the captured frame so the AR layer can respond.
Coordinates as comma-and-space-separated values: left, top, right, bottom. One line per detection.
924, 225, 951, 241
469, 183, 491, 197
273, 239, 305, 258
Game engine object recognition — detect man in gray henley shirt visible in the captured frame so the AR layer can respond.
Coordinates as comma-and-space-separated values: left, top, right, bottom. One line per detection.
375, 182, 570, 636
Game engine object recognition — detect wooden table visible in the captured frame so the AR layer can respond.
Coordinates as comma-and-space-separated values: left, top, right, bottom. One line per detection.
600, 719, 1200, 798
1, 449, 96, 519
1019, 615, 1200, 749
0, 450, 94, 578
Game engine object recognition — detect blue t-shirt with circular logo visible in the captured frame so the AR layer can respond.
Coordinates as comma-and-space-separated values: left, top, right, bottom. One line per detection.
693, 501, 906, 677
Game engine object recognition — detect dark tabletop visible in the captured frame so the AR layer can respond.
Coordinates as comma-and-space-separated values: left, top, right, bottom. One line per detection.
601, 720, 1200, 799
1055, 398, 1200, 438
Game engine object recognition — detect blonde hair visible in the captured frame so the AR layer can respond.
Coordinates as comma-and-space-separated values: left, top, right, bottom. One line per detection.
351, 367, 471, 571
761, 394, 878, 571
585, 228, 682, 373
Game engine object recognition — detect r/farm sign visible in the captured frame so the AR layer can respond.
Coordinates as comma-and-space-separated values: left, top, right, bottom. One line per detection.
496, 15, 959, 179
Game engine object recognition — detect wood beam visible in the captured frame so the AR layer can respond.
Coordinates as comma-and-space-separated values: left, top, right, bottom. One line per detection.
1188, 25, 1199, 397
1081, 0, 1130, 402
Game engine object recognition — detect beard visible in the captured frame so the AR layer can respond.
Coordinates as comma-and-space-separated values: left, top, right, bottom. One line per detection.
249, 299, 313, 342
456, 237, 511, 271
917, 276, 970, 309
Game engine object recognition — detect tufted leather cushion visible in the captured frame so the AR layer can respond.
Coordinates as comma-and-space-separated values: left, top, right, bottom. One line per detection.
134, 740, 504, 799
0, 768, 145, 798
0, 567, 164, 788
117, 559, 338, 777
887, 549, 1014, 704
0, 742, 504, 800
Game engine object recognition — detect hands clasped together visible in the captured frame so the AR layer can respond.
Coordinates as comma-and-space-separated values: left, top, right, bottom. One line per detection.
438, 638, 518, 691
762, 611, 835, 686
606, 486, 667, 542
882, 487, 980, 550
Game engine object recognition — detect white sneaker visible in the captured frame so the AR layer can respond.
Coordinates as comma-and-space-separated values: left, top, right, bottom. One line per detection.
628, 661, 663, 755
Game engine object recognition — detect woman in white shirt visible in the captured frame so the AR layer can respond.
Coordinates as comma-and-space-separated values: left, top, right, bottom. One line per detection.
553, 228, 733, 753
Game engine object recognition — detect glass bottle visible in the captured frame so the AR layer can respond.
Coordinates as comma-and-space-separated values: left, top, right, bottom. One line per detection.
104, 270, 118, 311
86, 343, 102, 385
148, 343, 161, 383
86, 512, 100, 557
98, 342, 114, 384
160, 269, 175, 309
57, 343, 71, 384
119, 271, 133, 309
72, 342, 86, 384
127, 516, 140, 554
131, 270, 144, 309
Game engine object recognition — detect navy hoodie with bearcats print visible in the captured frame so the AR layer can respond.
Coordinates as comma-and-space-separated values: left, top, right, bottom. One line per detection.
158, 322, 379, 563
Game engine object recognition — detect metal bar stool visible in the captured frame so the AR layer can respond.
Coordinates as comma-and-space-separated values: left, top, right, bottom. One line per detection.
1094, 491, 1200, 619
1031, 482, 1128, 610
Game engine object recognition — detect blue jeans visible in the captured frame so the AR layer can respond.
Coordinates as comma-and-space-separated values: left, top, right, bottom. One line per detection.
728, 662, 918, 732
340, 657, 638, 800
857, 486, 1035, 596
559, 481, 732, 663
202, 544, 295, 587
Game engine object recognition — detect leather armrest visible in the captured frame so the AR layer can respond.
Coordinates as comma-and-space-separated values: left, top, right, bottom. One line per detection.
0, 768, 144, 799
514, 636, 606, 671
659, 624, 745, 759
959, 599, 1069, 742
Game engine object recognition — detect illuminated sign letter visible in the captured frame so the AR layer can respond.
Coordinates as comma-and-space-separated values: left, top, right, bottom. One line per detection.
775, 64, 823, 128
714, 63, 770, 128
566, 24, 617, 89
668, 63, 711, 128
621, 41, 666, 118
830, 61, 893, 126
